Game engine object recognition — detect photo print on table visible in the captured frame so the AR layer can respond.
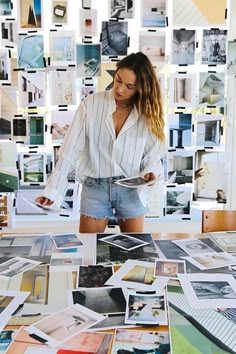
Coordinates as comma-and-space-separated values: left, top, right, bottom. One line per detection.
182, 252, 236, 271
154, 259, 186, 279
50, 252, 83, 272
101, 21, 128, 57
169, 73, 196, 108
49, 30, 76, 66
0, 48, 11, 84
0, 19, 17, 48
79, 8, 97, 36
50, 233, 83, 249
125, 291, 168, 325
109, 0, 134, 19
167, 149, 194, 184
139, 31, 166, 64
18, 0, 43, 30
76, 43, 101, 77
51, 0, 68, 25
202, 29, 227, 65
98, 233, 150, 251
49, 69, 77, 106
77, 265, 113, 288
167, 113, 193, 148
18, 71, 46, 108
195, 114, 223, 148
173, 238, 215, 255
199, 72, 225, 107
171, 29, 196, 65
141, 0, 167, 27
0, 256, 41, 279
19, 152, 47, 185
165, 186, 192, 218
18, 33, 45, 69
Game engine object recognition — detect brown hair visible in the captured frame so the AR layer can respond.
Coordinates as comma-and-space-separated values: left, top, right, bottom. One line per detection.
115, 52, 165, 141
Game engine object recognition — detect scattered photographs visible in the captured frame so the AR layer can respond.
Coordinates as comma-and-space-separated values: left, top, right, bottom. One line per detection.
195, 114, 223, 147
202, 29, 227, 65
49, 70, 77, 106
154, 259, 186, 279
199, 72, 225, 107
76, 43, 101, 77
167, 113, 193, 148
173, 238, 215, 255
125, 291, 168, 325
141, 0, 167, 27
0, 19, 17, 48
79, 8, 97, 36
20, 152, 47, 185
18, 33, 44, 69
0, 256, 41, 279
18, 0, 43, 30
167, 149, 194, 184
169, 73, 196, 107
50, 252, 83, 272
50, 110, 75, 143
0, 0, 12, 16
165, 186, 192, 217
0, 49, 11, 83
49, 30, 76, 66
182, 252, 236, 271
50, 233, 83, 249
77, 265, 113, 288
178, 273, 236, 308
98, 233, 150, 251
51, 0, 68, 25
109, 0, 134, 19
139, 31, 166, 63
18, 71, 46, 108
101, 21, 128, 56
0, 141, 18, 193
171, 29, 196, 65
25, 304, 105, 347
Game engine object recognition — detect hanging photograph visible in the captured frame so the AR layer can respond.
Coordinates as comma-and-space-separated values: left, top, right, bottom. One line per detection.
195, 114, 223, 148
51, 0, 68, 25
79, 8, 97, 36
169, 73, 196, 107
167, 149, 194, 184
20, 152, 47, 185
18, 33, 44, 69
141, 0, 167, 27
194, 150, 228, 202
101, 21, 128, 56
202, 29, 227, 65
0, 141, 18, 193
109, 0, 134, 19
165, 186, 192, 217
172, 0, 227, 27
227, 41, 236, 75
0, 48, 11, 83
49, 70, 77, 106
11, 116, 28, 143
0, 0, 12, 16
0, 86, 17, 139
49, 30, 76, 66
18, 71, 45, 108
0, 194, 13, 228
167, 113, 193, 148
139, 31, 165, 63
171, 29, 196, 65
76, 43, 101, 77
18, 0, 43, 30
199, 72, 225, 107
50, 110, 75, 144
97, 62, 116, 91
0, 19, 17, 48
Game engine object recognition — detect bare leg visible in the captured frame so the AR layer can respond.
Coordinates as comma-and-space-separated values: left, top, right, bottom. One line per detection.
118, 215, 145, 233
79, 214, 109, 233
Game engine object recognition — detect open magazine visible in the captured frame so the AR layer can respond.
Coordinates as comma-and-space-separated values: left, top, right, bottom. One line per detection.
115, 176, 154, 188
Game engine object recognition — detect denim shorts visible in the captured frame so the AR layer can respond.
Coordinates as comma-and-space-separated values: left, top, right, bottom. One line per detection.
80, 176, 147, 219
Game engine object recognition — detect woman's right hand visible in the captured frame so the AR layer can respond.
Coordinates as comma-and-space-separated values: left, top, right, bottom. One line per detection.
35, 196, 54, 206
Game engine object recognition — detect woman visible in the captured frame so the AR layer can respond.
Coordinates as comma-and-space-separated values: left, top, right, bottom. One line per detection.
36, 52, 165, 233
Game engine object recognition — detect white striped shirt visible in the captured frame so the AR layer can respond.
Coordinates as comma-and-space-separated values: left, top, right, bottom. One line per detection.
42, 89, 166, 206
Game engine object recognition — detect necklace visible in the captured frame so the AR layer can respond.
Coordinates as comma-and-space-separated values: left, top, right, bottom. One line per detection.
116, 102, 134, 110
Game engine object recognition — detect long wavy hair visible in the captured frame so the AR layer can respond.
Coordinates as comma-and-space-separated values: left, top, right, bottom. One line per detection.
114, 52, 165, 142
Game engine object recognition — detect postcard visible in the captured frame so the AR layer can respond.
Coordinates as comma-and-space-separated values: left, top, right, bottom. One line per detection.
173, 238, 215, 255
111, 329, 170, 354
105, 259, 168, 291
50, 234, 83, 249
178, 273, 236, 308
0, 257, 41, 279
77, 265, 113, 288
125, 291, 168, 325
98, 233, 150, 251
50, 253, 83, 272
115, 176, 154, 188
182, 252, 236, 271
25, 304, 105, 347
154, 259, 186, 279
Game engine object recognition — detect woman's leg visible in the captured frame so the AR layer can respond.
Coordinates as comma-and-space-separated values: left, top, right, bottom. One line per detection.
118, 214, 145, 233
79, 214, 109, 233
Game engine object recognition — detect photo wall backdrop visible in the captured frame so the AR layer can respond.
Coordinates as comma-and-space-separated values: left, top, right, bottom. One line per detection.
0, 0, 235, 227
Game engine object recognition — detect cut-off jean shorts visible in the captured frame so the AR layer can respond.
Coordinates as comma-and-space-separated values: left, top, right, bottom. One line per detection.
80, 176, 147, 220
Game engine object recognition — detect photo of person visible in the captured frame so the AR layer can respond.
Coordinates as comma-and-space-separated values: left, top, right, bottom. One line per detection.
202, 29, 227, 65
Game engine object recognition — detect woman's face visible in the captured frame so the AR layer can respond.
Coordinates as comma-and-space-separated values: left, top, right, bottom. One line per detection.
113, 68, 138, 103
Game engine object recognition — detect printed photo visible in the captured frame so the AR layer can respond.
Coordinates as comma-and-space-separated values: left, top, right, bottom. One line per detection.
141, 0, 167, 27
50, 110, 75, 143
79, 8, 97, 36
195, 114, 223, 147
139, 31, 166, 63
0, 49, 10, 83
167, 113, 193, 148
20, 152, 47, 185
18, 71, 46, 108
0, 86, 17, 139
202, 29, 227, 65
77, 265, 113, 288
99, 233, 150, 251
171, 29, 195, 65
165, 187, 191, 217
101, 21, 128, 56
0, 141, 18, 193
109, 0, 134, 19
49, 30, 76, 66
50, 233, 83, 249
19, 0, 42, 29
154, 259, 186, 279
49, 70, 77, 106
199, 72, 225, 107
0, 256, 41, 279
76, 43, 101, 77
167, 149, 194, 184
183, 252, 236, 270
50, 252, 83, 272
0, 194, 13, 228
0, 19, 17, 47
52, 0, 68, 25
18, 33, 44, 69
169, 73, 196, 107
0, 329, 16, 352
0, 0, 11, 16
173, 238, 214, 255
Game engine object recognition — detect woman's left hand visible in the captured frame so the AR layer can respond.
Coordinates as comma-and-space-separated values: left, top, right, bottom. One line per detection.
144, 172, 156, 186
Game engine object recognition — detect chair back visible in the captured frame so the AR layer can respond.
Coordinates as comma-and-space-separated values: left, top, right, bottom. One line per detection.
202, 210, 236, 233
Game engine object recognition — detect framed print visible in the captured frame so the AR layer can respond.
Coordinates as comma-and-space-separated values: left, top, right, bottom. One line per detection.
171, 29, 196, 65
0, 48, 11, 83
139, 31, 166, 63
49, 70, 77, 106
199, 72, 225, 107
18, 0, 43, 30
18, 71, 46, 108
0, 19, 17, 48
167, 113, 193, 148
169, 73, 196, 107
172, 0, 227, 27
18, 33, 45, 69
165, 186, 192, 217
0, 0, 12, 16
0, 141, 18, 193
109, 0, 134, 19
141, 0, 167, 27
79, 8, 97, 36
50, 110, 75, 144
51, 0, 68, 25
101, 21, 128, 56
49, 30, 76, 66
195, 114, 223, 148
19, 152, 47, 185
76, 43, 101, 77
167, 149, 194, 184
202, 29, 227, 65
